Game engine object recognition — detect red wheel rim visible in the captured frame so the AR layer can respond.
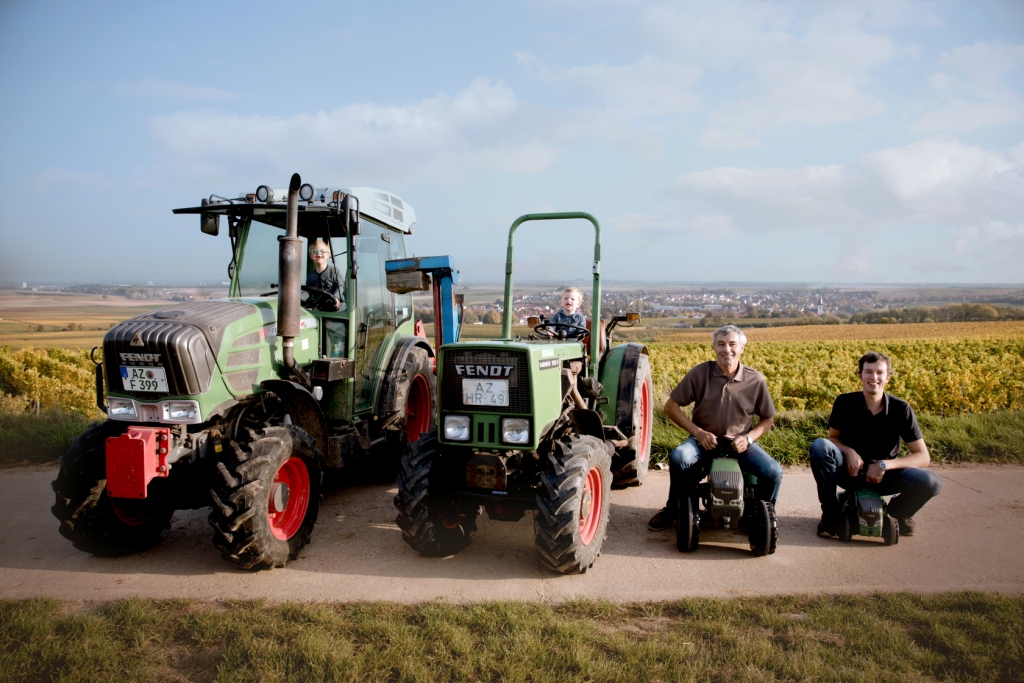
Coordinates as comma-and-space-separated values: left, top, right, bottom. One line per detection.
110, 498, 151, 527
406, 374, 431, 444
269, 456, 310, 541
579, 466, 603, 546
638, 377, 653, 464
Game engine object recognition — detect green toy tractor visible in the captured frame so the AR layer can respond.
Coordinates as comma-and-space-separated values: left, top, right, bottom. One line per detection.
676, 437, 778, 557
52, 174, 454, 570
393, 212, 653, 574
838, 473, 899, 545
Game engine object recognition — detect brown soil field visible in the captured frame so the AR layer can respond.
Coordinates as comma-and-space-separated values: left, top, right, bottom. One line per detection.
0, 291, 164, 349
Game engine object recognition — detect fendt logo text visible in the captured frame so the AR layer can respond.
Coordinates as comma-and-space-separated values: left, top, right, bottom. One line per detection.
120, 353, 162, 363
454, 364, 514, 377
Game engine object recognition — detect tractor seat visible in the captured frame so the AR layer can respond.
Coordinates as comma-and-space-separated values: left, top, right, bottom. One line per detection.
585, 318, 607, 358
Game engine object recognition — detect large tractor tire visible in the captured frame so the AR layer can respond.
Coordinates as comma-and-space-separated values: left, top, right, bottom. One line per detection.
613, 354, 653, 487
380, 345, 436, 476
209, 425, 323, 570
394, 432, 479, 556
51, 421, 174, 555
535, 435, 613, 574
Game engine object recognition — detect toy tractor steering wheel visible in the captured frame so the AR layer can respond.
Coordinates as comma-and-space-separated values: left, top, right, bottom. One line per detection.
533, 323, 590, 340
300, 286, 339, 312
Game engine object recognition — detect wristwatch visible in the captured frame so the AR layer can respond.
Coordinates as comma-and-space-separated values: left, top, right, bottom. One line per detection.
878, 461, 888, 471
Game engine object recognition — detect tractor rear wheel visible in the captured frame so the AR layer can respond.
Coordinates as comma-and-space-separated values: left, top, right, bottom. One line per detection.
676, 493, 700, 553
381, 346, 436, 476
535, 435, 613, 574
51, 421, 174, 555
209, 425, 323, 570
883, 515, 899, 546
394, 432, 479, 556
613, 354, 653, 487
748, 500, 778, 557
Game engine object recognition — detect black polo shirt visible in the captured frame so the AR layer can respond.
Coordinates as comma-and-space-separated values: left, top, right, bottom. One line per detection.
828, 392, 923, 462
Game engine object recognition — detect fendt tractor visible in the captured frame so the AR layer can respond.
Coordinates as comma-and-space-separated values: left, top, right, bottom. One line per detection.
52, 174, 459, 570
393, 212, 653, 574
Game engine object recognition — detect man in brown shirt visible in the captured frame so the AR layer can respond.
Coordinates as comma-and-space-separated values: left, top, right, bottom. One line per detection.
648, 324, 782, 530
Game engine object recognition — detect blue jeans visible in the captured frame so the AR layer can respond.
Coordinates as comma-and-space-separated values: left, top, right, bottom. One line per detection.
809, 438, 941, 518
666, 436, 783, 506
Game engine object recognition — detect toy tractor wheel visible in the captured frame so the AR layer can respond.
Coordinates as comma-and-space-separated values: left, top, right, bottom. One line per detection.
748, 500, 778, 557
382, 346, 436, 474
613, 354, 653, 487
676, 494, 700, 553
209, 425, 323, 570
51, 421, 175, 555
838, 505, 855, 542
395, 432, 479, 556
535, 435, 613, 574
883, 515, 899, 546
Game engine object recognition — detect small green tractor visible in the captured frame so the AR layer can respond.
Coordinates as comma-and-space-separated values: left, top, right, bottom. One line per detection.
393, 212, 653, 574
52, 174, 458, 570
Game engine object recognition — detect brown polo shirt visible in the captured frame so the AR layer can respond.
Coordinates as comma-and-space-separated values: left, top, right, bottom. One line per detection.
669, 360, 776, 438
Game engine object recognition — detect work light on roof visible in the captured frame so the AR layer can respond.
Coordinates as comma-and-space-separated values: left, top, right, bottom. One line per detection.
299, 183, 315, 201
255, 185, 274, 203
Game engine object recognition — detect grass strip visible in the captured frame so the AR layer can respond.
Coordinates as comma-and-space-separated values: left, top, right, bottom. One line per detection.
1, 593, 1021, 682
0, 410, 91, 468
652, 409, 1024, 466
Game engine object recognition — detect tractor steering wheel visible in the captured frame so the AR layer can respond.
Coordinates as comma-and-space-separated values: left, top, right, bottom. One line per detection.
300, 286, 339, 312
534, 323, 590, 340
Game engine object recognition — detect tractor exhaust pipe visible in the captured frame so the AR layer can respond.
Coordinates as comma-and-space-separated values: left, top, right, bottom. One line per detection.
278, 173, 309, 386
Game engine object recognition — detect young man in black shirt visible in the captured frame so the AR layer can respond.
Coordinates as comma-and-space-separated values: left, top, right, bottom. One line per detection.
811, 351, 941, 538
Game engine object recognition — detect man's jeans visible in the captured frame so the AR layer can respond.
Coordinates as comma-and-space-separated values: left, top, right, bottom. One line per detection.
667, 437, 783, 507
809, 438, 941, 518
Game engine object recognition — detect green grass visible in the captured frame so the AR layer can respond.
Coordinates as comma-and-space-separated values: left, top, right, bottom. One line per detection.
0, 410, 92, 468
1, 594, 1020, 682
652, 409, 1024, 466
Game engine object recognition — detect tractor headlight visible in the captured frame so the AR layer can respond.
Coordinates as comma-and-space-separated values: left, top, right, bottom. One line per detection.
107, 398, 137, 420
711, 495, 725, 506
444, 415, 471, 441
501, 418, 530, 445
161, 400, 202, 424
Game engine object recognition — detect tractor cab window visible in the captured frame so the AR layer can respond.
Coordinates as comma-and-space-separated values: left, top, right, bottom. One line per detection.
236, 220, 307, 297
388, 232, 412, 327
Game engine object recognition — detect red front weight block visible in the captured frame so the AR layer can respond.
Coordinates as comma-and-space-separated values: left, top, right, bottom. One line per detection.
105, 427, 171, 499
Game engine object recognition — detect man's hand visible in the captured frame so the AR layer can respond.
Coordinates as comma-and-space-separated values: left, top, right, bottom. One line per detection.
733, 434, 750, 453
865, 462, 885, 484
696, 429, 718, 451
845, 449, 864, 478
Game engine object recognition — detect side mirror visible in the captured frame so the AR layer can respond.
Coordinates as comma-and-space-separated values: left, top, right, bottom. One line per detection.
527, 316, 540, 327
626, 312, 640, 322
200, 199, 219, 236
341, 195, 360, 236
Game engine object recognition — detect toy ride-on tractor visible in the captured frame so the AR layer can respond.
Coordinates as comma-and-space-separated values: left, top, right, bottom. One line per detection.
52, 174, 460, 570
393, 212, 653, 574
837, 468, 899, 545
676, 436, 778, 557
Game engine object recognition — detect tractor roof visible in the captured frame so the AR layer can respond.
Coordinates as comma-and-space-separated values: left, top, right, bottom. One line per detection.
173, 186, 416, 236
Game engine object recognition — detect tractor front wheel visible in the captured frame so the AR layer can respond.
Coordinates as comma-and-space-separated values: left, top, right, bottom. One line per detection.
535, 435, 613, 574
748, 500, 778, 557
613, 354, 653, 487
209, 425, 323, 570
394, 432, 479, 556
676, 494, 700, 553
51, 421, 174, 555
883, 515, 899, 546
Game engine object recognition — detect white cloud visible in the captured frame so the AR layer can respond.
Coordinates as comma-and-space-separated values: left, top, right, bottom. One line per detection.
116, 80, 241, 101
149, 78, 567, 185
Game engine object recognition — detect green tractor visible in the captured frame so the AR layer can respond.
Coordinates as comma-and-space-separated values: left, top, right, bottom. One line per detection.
52, 174, 455, 570
393, 212, 653, 574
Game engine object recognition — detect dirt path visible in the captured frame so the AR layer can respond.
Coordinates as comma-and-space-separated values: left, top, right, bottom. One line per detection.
2, 465, 1022, 603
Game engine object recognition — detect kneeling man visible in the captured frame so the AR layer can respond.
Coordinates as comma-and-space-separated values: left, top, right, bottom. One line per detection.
812, 351, 941, 538
648, 325, 782, 530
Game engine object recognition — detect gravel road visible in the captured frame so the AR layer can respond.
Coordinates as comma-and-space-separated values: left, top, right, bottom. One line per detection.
2, 465, 1022, 603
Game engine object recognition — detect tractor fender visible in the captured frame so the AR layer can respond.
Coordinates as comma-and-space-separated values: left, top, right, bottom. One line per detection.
597, 342, 649, 433
259, 379, 328, 460
377, 334, 435, 419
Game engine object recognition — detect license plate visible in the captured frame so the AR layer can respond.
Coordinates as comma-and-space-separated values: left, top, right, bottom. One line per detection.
120, 366, 169, 392
462, 379, 509, 407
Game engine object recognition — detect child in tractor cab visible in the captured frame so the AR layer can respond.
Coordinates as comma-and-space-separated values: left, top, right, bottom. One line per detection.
547, 286, 587, 338
306, 238, 344, 312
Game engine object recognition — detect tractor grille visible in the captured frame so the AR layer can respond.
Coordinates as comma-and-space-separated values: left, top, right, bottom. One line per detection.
710, 469, 743, 504
857, 494, 884, 527
440, 349, 531, 414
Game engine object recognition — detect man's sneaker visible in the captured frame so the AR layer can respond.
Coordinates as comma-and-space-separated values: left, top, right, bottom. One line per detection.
817, 511, 839, 538
648, 506, 675, 531
895, 516, 916, 536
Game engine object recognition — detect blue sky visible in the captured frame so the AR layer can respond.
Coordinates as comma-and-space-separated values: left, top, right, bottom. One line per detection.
1, 0, 1022, 285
